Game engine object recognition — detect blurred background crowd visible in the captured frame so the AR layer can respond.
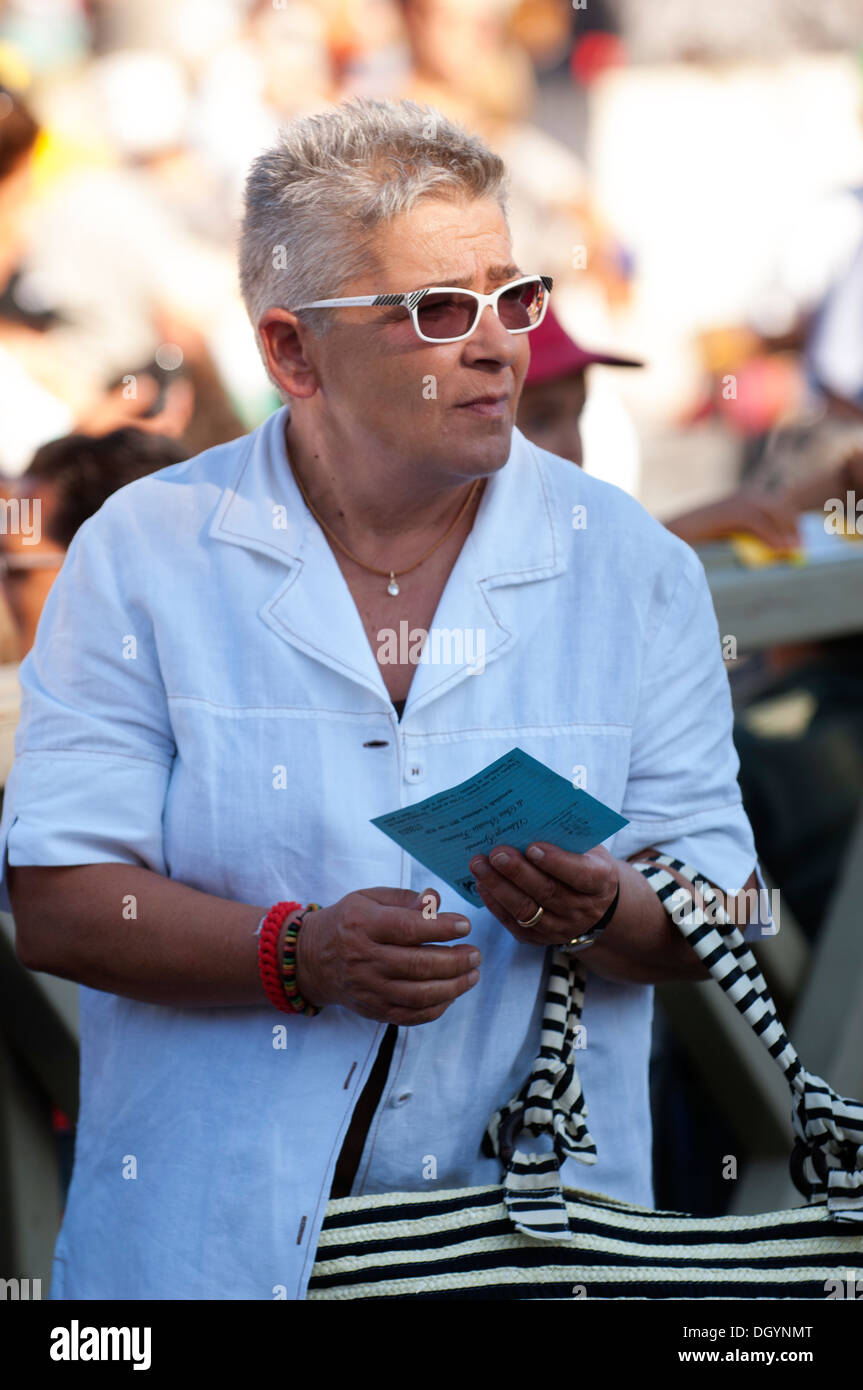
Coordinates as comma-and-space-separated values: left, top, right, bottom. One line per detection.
2, 0, 863, 1221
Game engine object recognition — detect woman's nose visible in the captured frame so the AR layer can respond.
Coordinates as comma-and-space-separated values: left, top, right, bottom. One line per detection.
464, 304, 523, 363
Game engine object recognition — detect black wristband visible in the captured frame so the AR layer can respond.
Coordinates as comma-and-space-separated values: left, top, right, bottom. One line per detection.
563, 875, 620, 953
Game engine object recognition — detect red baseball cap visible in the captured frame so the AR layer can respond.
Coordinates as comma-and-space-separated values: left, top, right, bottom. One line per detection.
525, 305, 644, 386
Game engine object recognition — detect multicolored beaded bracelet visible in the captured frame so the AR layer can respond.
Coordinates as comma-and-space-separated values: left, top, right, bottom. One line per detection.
257, 901, 303, 1015
279, 903, 322, 1016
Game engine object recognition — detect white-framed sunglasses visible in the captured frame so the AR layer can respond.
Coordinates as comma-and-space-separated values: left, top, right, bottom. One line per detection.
292, 273, 553, 344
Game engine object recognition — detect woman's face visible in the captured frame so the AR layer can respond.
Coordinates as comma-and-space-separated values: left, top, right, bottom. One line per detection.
274, 194, 533, 489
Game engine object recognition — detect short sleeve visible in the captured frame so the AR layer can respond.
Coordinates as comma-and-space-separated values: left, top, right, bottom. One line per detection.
607, 542, 769, 933
0, 497, 175, 913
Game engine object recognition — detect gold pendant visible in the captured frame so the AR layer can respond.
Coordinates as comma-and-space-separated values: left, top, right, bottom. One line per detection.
387, 572, 400, 596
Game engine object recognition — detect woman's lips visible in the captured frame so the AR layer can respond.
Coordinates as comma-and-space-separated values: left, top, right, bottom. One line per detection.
457, 396, 509, 417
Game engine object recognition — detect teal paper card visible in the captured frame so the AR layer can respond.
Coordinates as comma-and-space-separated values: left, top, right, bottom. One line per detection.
371, 746, 629, 906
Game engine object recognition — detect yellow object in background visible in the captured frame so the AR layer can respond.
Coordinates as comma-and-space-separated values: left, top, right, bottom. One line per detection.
0, 41, 30, 91
729, 534, 806, 569
29, 126, 115, 196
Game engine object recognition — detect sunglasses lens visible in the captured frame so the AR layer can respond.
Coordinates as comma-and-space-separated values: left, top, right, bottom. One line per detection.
415, 292, 478, 341
498, 278, 546, 331
413, 279, 548, 340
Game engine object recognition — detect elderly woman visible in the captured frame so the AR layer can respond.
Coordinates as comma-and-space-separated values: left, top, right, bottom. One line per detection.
0, 98, 767, 1301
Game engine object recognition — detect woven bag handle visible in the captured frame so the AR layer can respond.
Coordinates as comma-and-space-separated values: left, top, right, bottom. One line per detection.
484, 856, 863, 1241
630, 855, 863, 1225
482, 948, 594, 1241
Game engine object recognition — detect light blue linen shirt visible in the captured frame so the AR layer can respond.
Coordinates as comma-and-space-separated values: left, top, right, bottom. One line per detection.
0, 406, 766, 1300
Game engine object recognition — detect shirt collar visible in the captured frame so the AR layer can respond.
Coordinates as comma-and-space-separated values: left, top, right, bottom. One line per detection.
208, 405, 569, 710
210, 405, 565, 579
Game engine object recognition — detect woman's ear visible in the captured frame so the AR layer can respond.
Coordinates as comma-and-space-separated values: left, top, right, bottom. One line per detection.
258, 309, 320, 401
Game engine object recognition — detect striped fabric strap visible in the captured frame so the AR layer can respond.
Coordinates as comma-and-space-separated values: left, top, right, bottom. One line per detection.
631, 855, 863, 1225
483, 949, 597, 1243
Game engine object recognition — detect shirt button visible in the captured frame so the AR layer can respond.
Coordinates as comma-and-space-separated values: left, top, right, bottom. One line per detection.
405, 763, 425, 783
391, 1091, 413, 1107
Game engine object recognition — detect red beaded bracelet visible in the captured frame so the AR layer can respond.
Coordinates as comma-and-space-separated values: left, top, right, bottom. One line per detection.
257, 901, 303, 1015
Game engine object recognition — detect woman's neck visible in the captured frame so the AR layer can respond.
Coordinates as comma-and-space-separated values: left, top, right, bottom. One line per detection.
283, 409, 485, 556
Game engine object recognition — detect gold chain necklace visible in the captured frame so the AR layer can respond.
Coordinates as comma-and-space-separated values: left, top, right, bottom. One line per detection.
290, 467, 483, 596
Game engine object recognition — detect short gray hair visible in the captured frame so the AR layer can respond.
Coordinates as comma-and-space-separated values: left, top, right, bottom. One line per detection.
237, 97, 509, 374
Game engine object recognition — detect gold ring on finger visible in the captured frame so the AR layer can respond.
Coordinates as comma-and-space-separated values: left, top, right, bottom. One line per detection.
516, 904, 544, 929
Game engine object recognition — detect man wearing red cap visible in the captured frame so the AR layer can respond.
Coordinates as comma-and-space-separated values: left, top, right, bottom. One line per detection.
517, 305, 642, 468
517, 307, 801, 549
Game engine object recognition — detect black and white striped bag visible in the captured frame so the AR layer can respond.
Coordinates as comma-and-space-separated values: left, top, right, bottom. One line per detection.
308, 856, 863, 1299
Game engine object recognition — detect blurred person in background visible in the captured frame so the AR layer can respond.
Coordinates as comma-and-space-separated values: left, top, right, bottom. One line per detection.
0, 83, 50, 767
516, 302, 863, 1213
388, 0, 634, 334
701, 163, 863, 939
0, 423, 189, 1201
91, 310, 248, 460
0, 475, 63, 665
18, 47, 229, 388
518, 302, 863, 945
0, 80, 75, 473
731, 428, 863, 941
517, 298, 644, 494
0, 78, 37, 300
396, 0, 535, 123
0, 423, 190, 811
0, 80, 240, 468
0, 427, 188, 663
517, 306, 803, 549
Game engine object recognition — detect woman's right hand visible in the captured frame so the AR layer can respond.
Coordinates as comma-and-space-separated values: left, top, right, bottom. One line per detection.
293, 887, 481, 1025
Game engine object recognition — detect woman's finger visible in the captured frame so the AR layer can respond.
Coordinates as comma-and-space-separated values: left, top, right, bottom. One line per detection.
522, 843, 614, 898
473, 877, 559, 944
470, 846, 569, 924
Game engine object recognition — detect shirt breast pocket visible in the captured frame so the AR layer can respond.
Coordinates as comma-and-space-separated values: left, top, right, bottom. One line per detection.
161, 700, 401, 905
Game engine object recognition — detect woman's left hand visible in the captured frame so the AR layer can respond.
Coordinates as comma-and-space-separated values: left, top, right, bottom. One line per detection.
469, 842, 619, 948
